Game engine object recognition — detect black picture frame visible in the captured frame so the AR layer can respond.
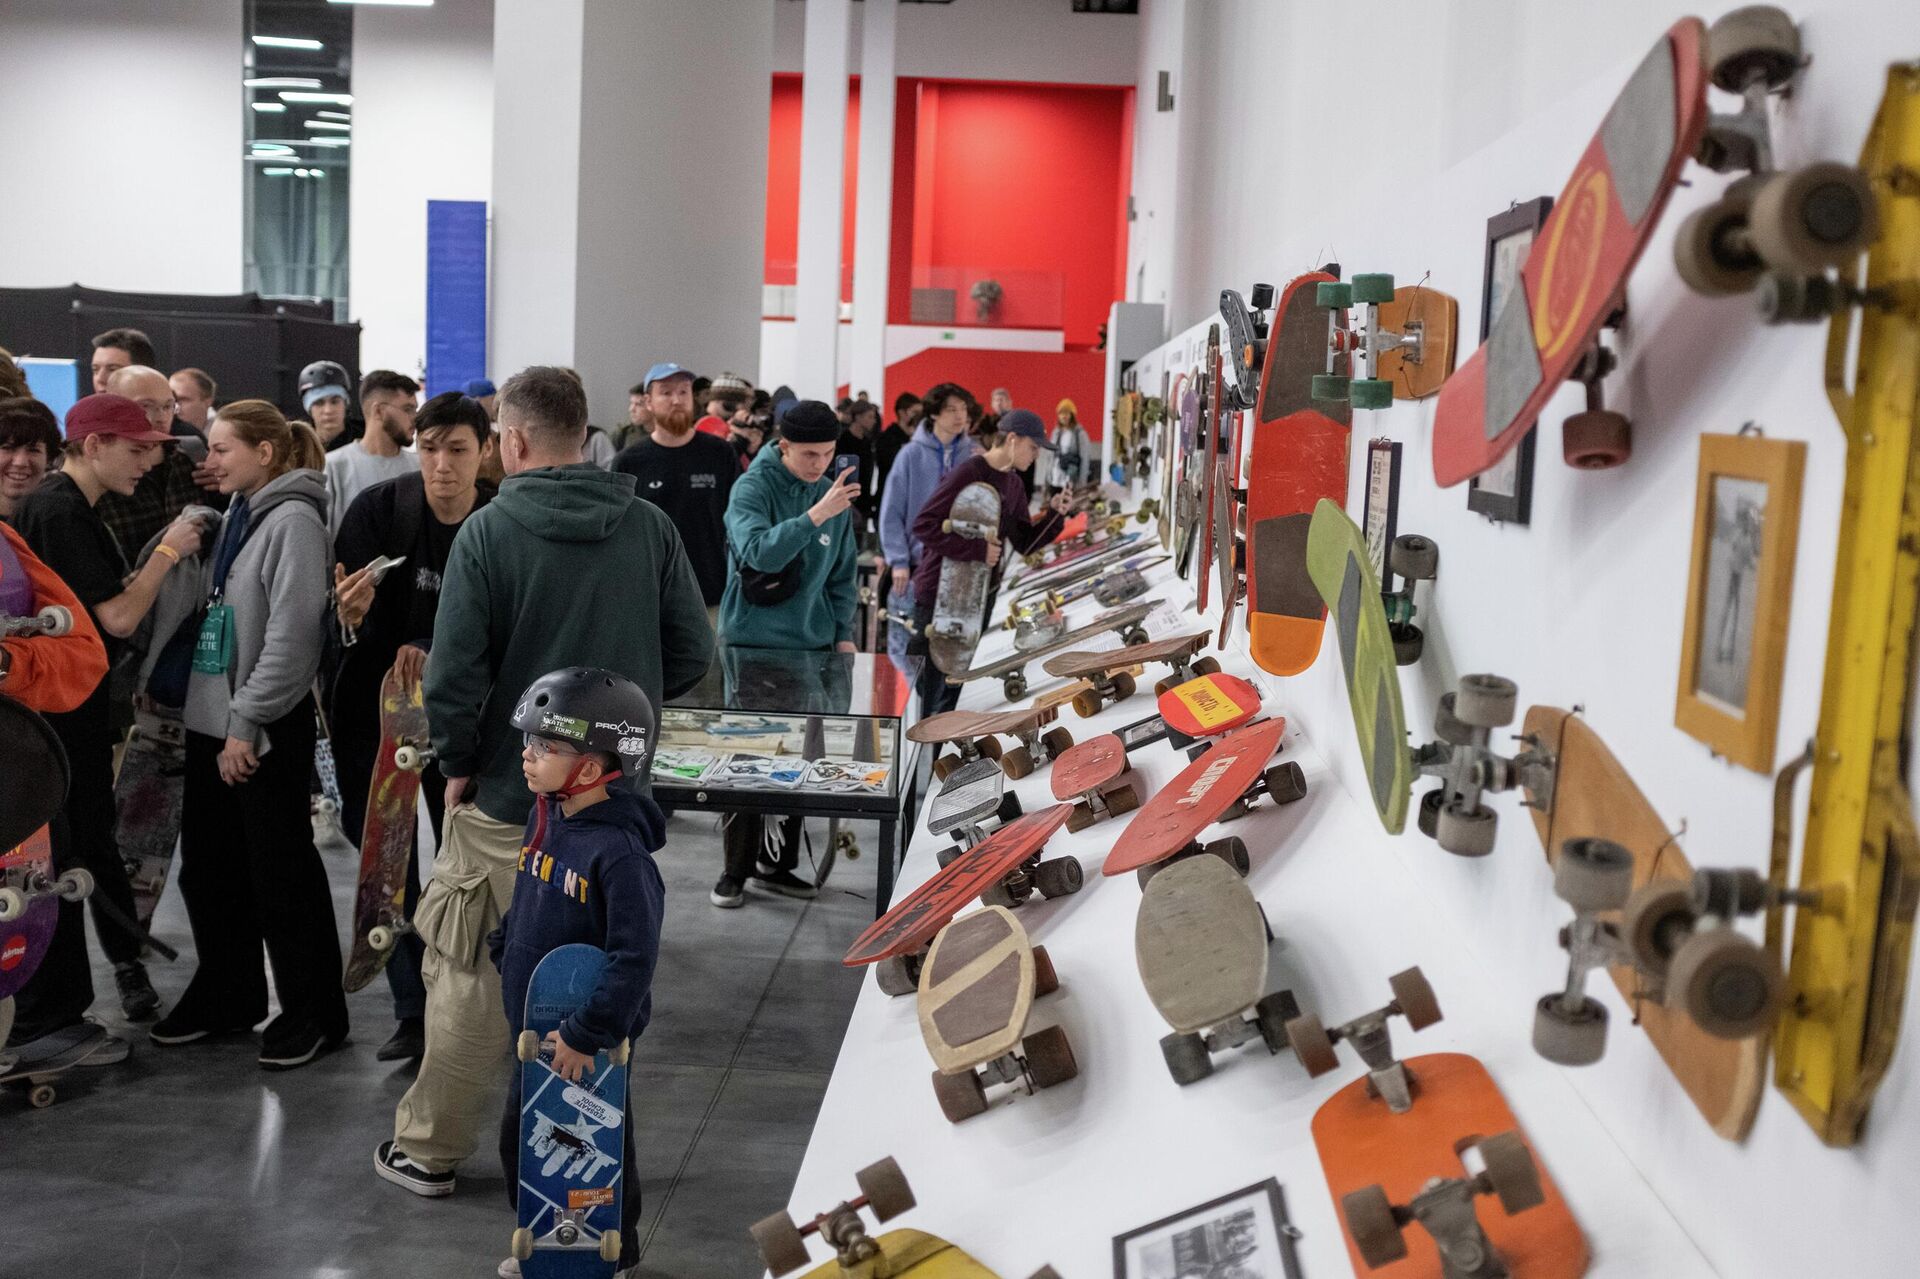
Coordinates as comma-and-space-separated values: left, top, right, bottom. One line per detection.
1112, 1177, 1301, 1279
1467, 196, 1553, 525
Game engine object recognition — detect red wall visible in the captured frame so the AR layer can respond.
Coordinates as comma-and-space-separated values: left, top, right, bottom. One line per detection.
766, 74, 860, 294
876, 348, 1108, 443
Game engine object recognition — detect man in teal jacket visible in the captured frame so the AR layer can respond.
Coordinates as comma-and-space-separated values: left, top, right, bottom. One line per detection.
712, 399, 861, 907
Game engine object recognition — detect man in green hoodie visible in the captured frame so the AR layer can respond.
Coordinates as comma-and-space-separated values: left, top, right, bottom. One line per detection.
710, 399, 861, 908
376, 366, 713, 1200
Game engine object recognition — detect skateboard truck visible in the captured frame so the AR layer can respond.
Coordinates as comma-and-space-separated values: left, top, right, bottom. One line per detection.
1217, 282, 1274, 412
1312, 273, 1427, 410
1285, 966, 1443, 1114
0, 605, 73, 638
1342, 1130, 1545, 1278
752, 1156, 917, 1277
0, 864, 92, 924
1380, 534, 1438, 665
1411, 675, 1555, 857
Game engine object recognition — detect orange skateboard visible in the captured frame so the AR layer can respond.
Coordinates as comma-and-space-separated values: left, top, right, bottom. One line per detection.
909, 705, 1074, 781
1155, 671, 1263, 755
1103, 718, 1305, 883
1042, 630, 1218, 718
1050, 735, 1139, 833
344, 668, 431, 994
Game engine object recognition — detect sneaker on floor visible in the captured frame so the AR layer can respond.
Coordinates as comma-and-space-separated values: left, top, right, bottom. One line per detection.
497, 1260, 518, 1279
149, 1009, 256, 1047
75, 1026, 133, 1067
113, 962, 161, 1021
376, 1017, 425, 1063
749, 867, 818, 900
710, 875, 745, 908
258, 1015, 347, 1071
376, 1140, 456, 1198
10, 1020, 131, 1067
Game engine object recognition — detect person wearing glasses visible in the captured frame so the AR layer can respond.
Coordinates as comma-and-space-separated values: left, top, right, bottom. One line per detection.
94, 365, 223, 555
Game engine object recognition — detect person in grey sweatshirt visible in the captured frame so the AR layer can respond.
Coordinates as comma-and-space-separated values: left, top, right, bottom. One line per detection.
151, 400, 350, 1071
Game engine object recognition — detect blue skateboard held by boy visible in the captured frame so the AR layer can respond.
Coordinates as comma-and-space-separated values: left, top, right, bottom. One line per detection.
512, 943, 629, 1275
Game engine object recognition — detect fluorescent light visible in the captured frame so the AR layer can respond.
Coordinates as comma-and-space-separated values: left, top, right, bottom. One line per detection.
263, 167, 295, 175
279, 91, 354, 104
306, 120, 351, 131
251, 102, 287, 113
305, 137, 352, 147
251, 144, 296, 156
244, 76, 321, 88
253, 35, 324, 50
315, 110, 352, 120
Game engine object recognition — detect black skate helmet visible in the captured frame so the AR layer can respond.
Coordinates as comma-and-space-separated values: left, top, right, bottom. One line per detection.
297, 360, 352, 409
510, 667, 658, 787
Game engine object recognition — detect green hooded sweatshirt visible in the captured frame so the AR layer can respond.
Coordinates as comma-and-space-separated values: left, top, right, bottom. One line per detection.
718, 444, 860, 651
425, 464, 714, 825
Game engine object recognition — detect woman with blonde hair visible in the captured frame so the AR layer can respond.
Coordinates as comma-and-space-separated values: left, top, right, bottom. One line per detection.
151, 398, 350, 1067
1049, 397, 1091, 493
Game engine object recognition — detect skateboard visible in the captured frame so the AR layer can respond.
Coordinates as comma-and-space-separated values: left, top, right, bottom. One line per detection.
1005, 553, 1165, 626
343, 668, 432, 995
1041, 630, 1218, 718
0, 695, 86, 1005
1007, 531, 1145, 596
1153, 670, 1263, 752
917, 906, 1077, 1123
951, 600, 1158, 702
843, 804, 1079, 996
117, 707, 187, 925
1212, 401, 1246, 648
1, 1020, 113, 1109
909, 705, 1073, 781
1136, 852, 1298, 1084
1157, 373, 1180, 551
927, 482, 1001, 677
1310, 275, 1459, 408
1172, 376, 1204, 578
1103, 717, 1306, 883
511, 943, 629, 1276
1358, 440, 1437, 665
1222, 270, 1353, 677
925, 759, 1024, 865
1050, 734, 1140, 833
1197, 327, 1223, 615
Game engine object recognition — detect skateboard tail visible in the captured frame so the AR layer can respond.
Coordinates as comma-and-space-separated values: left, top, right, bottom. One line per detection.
1247, 612, 1324, 677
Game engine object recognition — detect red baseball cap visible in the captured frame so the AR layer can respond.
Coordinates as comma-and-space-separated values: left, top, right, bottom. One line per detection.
65, 393, 175, 444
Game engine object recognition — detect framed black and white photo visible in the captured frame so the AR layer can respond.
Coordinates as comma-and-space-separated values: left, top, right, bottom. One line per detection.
1113, 1179, 1301, 1279
1467, 196, 1552, 525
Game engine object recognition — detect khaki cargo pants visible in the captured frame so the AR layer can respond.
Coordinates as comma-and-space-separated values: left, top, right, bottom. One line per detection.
391, 803, 524, 1173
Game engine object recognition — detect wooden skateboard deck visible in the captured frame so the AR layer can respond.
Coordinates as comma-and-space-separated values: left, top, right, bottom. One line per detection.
1431, 19, 1708, 487
1376, 286, 1460, 400
1245, 270, 1352, 676
1009, 532, 1145, 596
918, 907, 1035, 1075
1307, 499, 1412, 833
1197, 328, 1223, 615
929, 482, 1001, 676
953, 601, 1158, 701
116, 707, 187, 925
1214, 404, 1244, 647
1312, 1052, 1588, 1278
1522, 707, 1764, 1140
1136, 854, 1266, 1033
1105, 717, 1288, 876
1156, 672, 1261, 739
344, 668, 430, 995
1173, 378, 1204, 577
844, 804, 1075, 968
1051, 734, 1137, 832
1041, 630, 1209, 680
909, 705, 1059, 747
514, 943, 626, 1277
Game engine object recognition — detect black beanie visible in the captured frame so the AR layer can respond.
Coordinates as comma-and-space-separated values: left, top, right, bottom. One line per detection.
779, 399, 842, 444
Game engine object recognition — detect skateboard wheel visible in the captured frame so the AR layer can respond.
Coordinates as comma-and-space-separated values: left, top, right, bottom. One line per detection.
1390, 966, 1443, 1031
1004, 673, 1028, 700
1204, 835, 1251, 877
1388, 534, 1438, 581
511, 1226, 535, 1261
1749, 162, 1878, 274
1159, 1031, 1213, 1086
750, 1212, 810, 1276
1314, 281, 1353, 309
1351, 272, 1395, 304
1263, 762, 1308, 805
1452, 674, 1517, 728
368, 925, 395, 952
997, 791, 1024, 824
1435, 802, 1497, 857
1254, 990, 1299, 1054
937, 843, 964, 869
1669, 927, 1783, 1039
1431, 694, 1472, 747
1000, 746, 1035, 779
600, 1231, 622, 1262
857, 1156, 915, 1221
932, 754, 959, 782
875, 954, 920, 997
1554, 838, 1635, 912
1674, 197, 1763, 296
1154, 675, 1173, 696
1477, 1130, 1545, 1214
1533, 993, 1609, 1066
1192, 655, 1221, 678
1349, 378, 1393, 410
516, 1029, 543, 1063
932, 1067, 989, 1122
1071, 688, 1104, 719
1310, 373, 1351, 401
1707, 4, 1802, 95
1286, 1011, 1339, 1076
1390, 624, 1425, 666
1343, 1184, 1408, 1267
1031, 945, 1060, 997
55, 869, 94, 902
1106, 782, 1141, 816
1065, 803, 1096, 834
0, 887, 25, 922
1562, 409, 1631, 469
1122, 625, 1149, 646
609, 1037, 630, 1067
28, 1083, 56, 1109
1135, 861, 1164, 891
1623, 881, 1698, 975
394, 745, 423, 772
980, 880, 1026, 910
36, 605, 73, 637
1024, 1024, 1078, 1088
1110, 671, 1137, 702
1041, 726, 1075, 759
974, 736, 1003, 761
1033, 856, 1084, 900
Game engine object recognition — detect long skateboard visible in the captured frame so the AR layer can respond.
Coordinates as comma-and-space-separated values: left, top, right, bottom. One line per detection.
1137, 853, 1297, 1084
1222, 270, 1352, 677
117, 706, 187, 925
512, 943, 629, 1277
1042, 630, 1218, 718
344, 668, 431, 995
925, 759, 1023, 865
1, 1021, 112, 1109
1021, 512, 1126, 569
1050, 734, 1140, 833
909, 705, 1072, 782
1005, 552, 1165, 626
918, 906, 1077, 1123
1196, 327, 1223, 615
1007, 531, 1146, 597
951, 600, 1158, 702
1310, 275, 1459, 408
1103, 717, 1305, 883
1212, 399, 1246, 648
1172, 375, 1204, 578
927, 482, 1001, 676
844, 804, 1079, 996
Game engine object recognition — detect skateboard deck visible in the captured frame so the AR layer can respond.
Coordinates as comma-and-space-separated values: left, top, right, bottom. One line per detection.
0, 826, 57, 1003
953, 601, 1159, 701
1197, 328, 1223, 615
1312, 1052, 1587, 1278
910, 705, 1070, 780
1156, 672, 1261, 740
1173, 379, 1204, 578
1104, 717, 1291, 877
514, 943, 627, 1277
1, 1021, 111, 1109
1009, 532, 1145, 597
1375, 286, 1460, 400
1136, 854, 1266, 1033
926, 759, 1016, 854
1213, 403, 1245, 648
1043, 629, 1211, 681
344, 668, 431, 995
117, 707, 187, 926
1431, 19, 1709, 486
1522, 707, 1764, 1140
1051, 734, 1138, 832
929, 483, 1001, 676
1244, 270, 1352, 676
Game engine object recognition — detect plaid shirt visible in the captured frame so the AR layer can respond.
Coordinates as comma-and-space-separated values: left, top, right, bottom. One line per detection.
95, 447, 205, 560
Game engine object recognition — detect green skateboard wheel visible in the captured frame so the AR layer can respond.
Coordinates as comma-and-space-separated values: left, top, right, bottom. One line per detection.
1350, 378, 1394, 409
1311, 374, 1352, 401
1352, 273, 1396, 304
1315, 282, 1353, 309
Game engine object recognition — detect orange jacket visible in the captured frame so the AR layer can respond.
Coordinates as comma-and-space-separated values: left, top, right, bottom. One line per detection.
1, 521, 109, 714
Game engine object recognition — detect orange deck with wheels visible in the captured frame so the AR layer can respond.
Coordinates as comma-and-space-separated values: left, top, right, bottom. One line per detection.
1156, 672, 1261, 738
1103, 717, 1286, 876
1313, 1052, 1588, 1278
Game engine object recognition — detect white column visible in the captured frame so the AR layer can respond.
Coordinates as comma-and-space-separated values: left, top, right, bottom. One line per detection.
847, 0, 898, 403
792, 0, 852, 401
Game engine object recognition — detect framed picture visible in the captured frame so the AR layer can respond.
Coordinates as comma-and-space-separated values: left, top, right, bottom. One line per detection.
1113, 1178, 1302, 1279
1363, 438, 1402, 584
1468, 196, 1553, 525
1674, 431, 1806, 773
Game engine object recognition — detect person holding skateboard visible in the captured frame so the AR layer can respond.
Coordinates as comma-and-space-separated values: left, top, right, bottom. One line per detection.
909, 410, 1072, 715
876, 384, 978, 676
330, 391, 497, 1063
489, 668, 665, 1278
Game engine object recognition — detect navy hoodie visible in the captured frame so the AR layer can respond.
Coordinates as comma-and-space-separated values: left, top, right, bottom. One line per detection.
490, 789, 667, 1052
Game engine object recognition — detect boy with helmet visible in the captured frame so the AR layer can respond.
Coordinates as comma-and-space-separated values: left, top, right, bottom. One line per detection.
483, 668, 665, 1273
298, 360, 353, 450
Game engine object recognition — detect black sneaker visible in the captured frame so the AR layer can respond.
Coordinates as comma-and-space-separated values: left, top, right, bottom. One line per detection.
376, 1017, 425, 1063
258, 1015, 347, 1071
374, 1140, 456, 1198
710, 875, 745, 909
749, 868, 818, 900
149, 1009, 256, 1046
114, 962, 161, 1021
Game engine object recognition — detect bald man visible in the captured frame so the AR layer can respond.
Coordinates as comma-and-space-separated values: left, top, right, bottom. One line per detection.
96, 365, 223, 554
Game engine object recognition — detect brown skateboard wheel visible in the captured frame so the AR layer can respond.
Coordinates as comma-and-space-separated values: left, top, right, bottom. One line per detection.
1562, 409, 1631, 469
1478, 1130, 1545, 1214
1032, 945, 1059, 998
1192, 655, 1221, 677
933, 754, 959, 782
1105, 782, 1140, 815
1343, 1184, 1407, 1268
1065, 804, 1096, 834
1286, 1012, 1340, 1077
1023, 1024, 1077, 1088
855, 1156, 915, 1220
1071, 687, 1105, 719
931, 1068, 989, 1123
1110, 671, 1137, 702
975, 736, 1003, 761
1000, 745, 1035, 780
1041, 726, 1074, 759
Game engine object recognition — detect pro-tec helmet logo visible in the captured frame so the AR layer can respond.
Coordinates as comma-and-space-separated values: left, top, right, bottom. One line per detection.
1174, 754, 1239, 806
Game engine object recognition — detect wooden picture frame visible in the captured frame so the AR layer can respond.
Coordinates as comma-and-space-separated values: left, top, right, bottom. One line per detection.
1468, 196, 1553, 525
1112, 1177, 1301, 1279
1675, 431, 1806, 773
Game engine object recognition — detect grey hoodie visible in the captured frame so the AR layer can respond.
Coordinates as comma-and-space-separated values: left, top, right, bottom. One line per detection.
183, 468, 332, 751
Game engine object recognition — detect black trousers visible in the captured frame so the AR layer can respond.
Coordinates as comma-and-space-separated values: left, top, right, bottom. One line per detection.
48, 691, 144, 967
173, 697, 348, 1036
722, 811, 803, 881
501, 1059, 640, 1265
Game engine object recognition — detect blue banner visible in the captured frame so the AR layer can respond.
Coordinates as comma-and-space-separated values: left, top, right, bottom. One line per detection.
425, 199, 488, 398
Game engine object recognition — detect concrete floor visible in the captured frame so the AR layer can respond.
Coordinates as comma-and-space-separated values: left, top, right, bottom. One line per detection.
0, 808, 874, 1278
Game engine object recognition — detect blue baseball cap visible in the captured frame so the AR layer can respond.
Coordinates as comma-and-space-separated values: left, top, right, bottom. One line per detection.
997, 407, 1056, 450
643, 362, 693, 390
463, 378, 496, 398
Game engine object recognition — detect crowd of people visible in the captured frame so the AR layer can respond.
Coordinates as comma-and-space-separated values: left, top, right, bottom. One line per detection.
0, 326, 1092, 1275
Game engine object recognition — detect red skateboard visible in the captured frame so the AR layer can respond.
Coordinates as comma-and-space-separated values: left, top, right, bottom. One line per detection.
1051, 735, 1140, 833
1103, 717, 1306, 882
844, 805, 1079, 995
1157, 672, 1262, 740
343, 668, 431, 994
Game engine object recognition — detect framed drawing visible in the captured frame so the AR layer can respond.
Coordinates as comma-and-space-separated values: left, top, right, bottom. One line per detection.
1113, 1178, 1302, 1279
1674, 431, 1806, 772
1467, 196, 1553, 525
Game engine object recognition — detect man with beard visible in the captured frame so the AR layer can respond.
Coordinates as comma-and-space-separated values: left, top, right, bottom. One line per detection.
610, 362, 737, 628
325, 371, 420, 535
